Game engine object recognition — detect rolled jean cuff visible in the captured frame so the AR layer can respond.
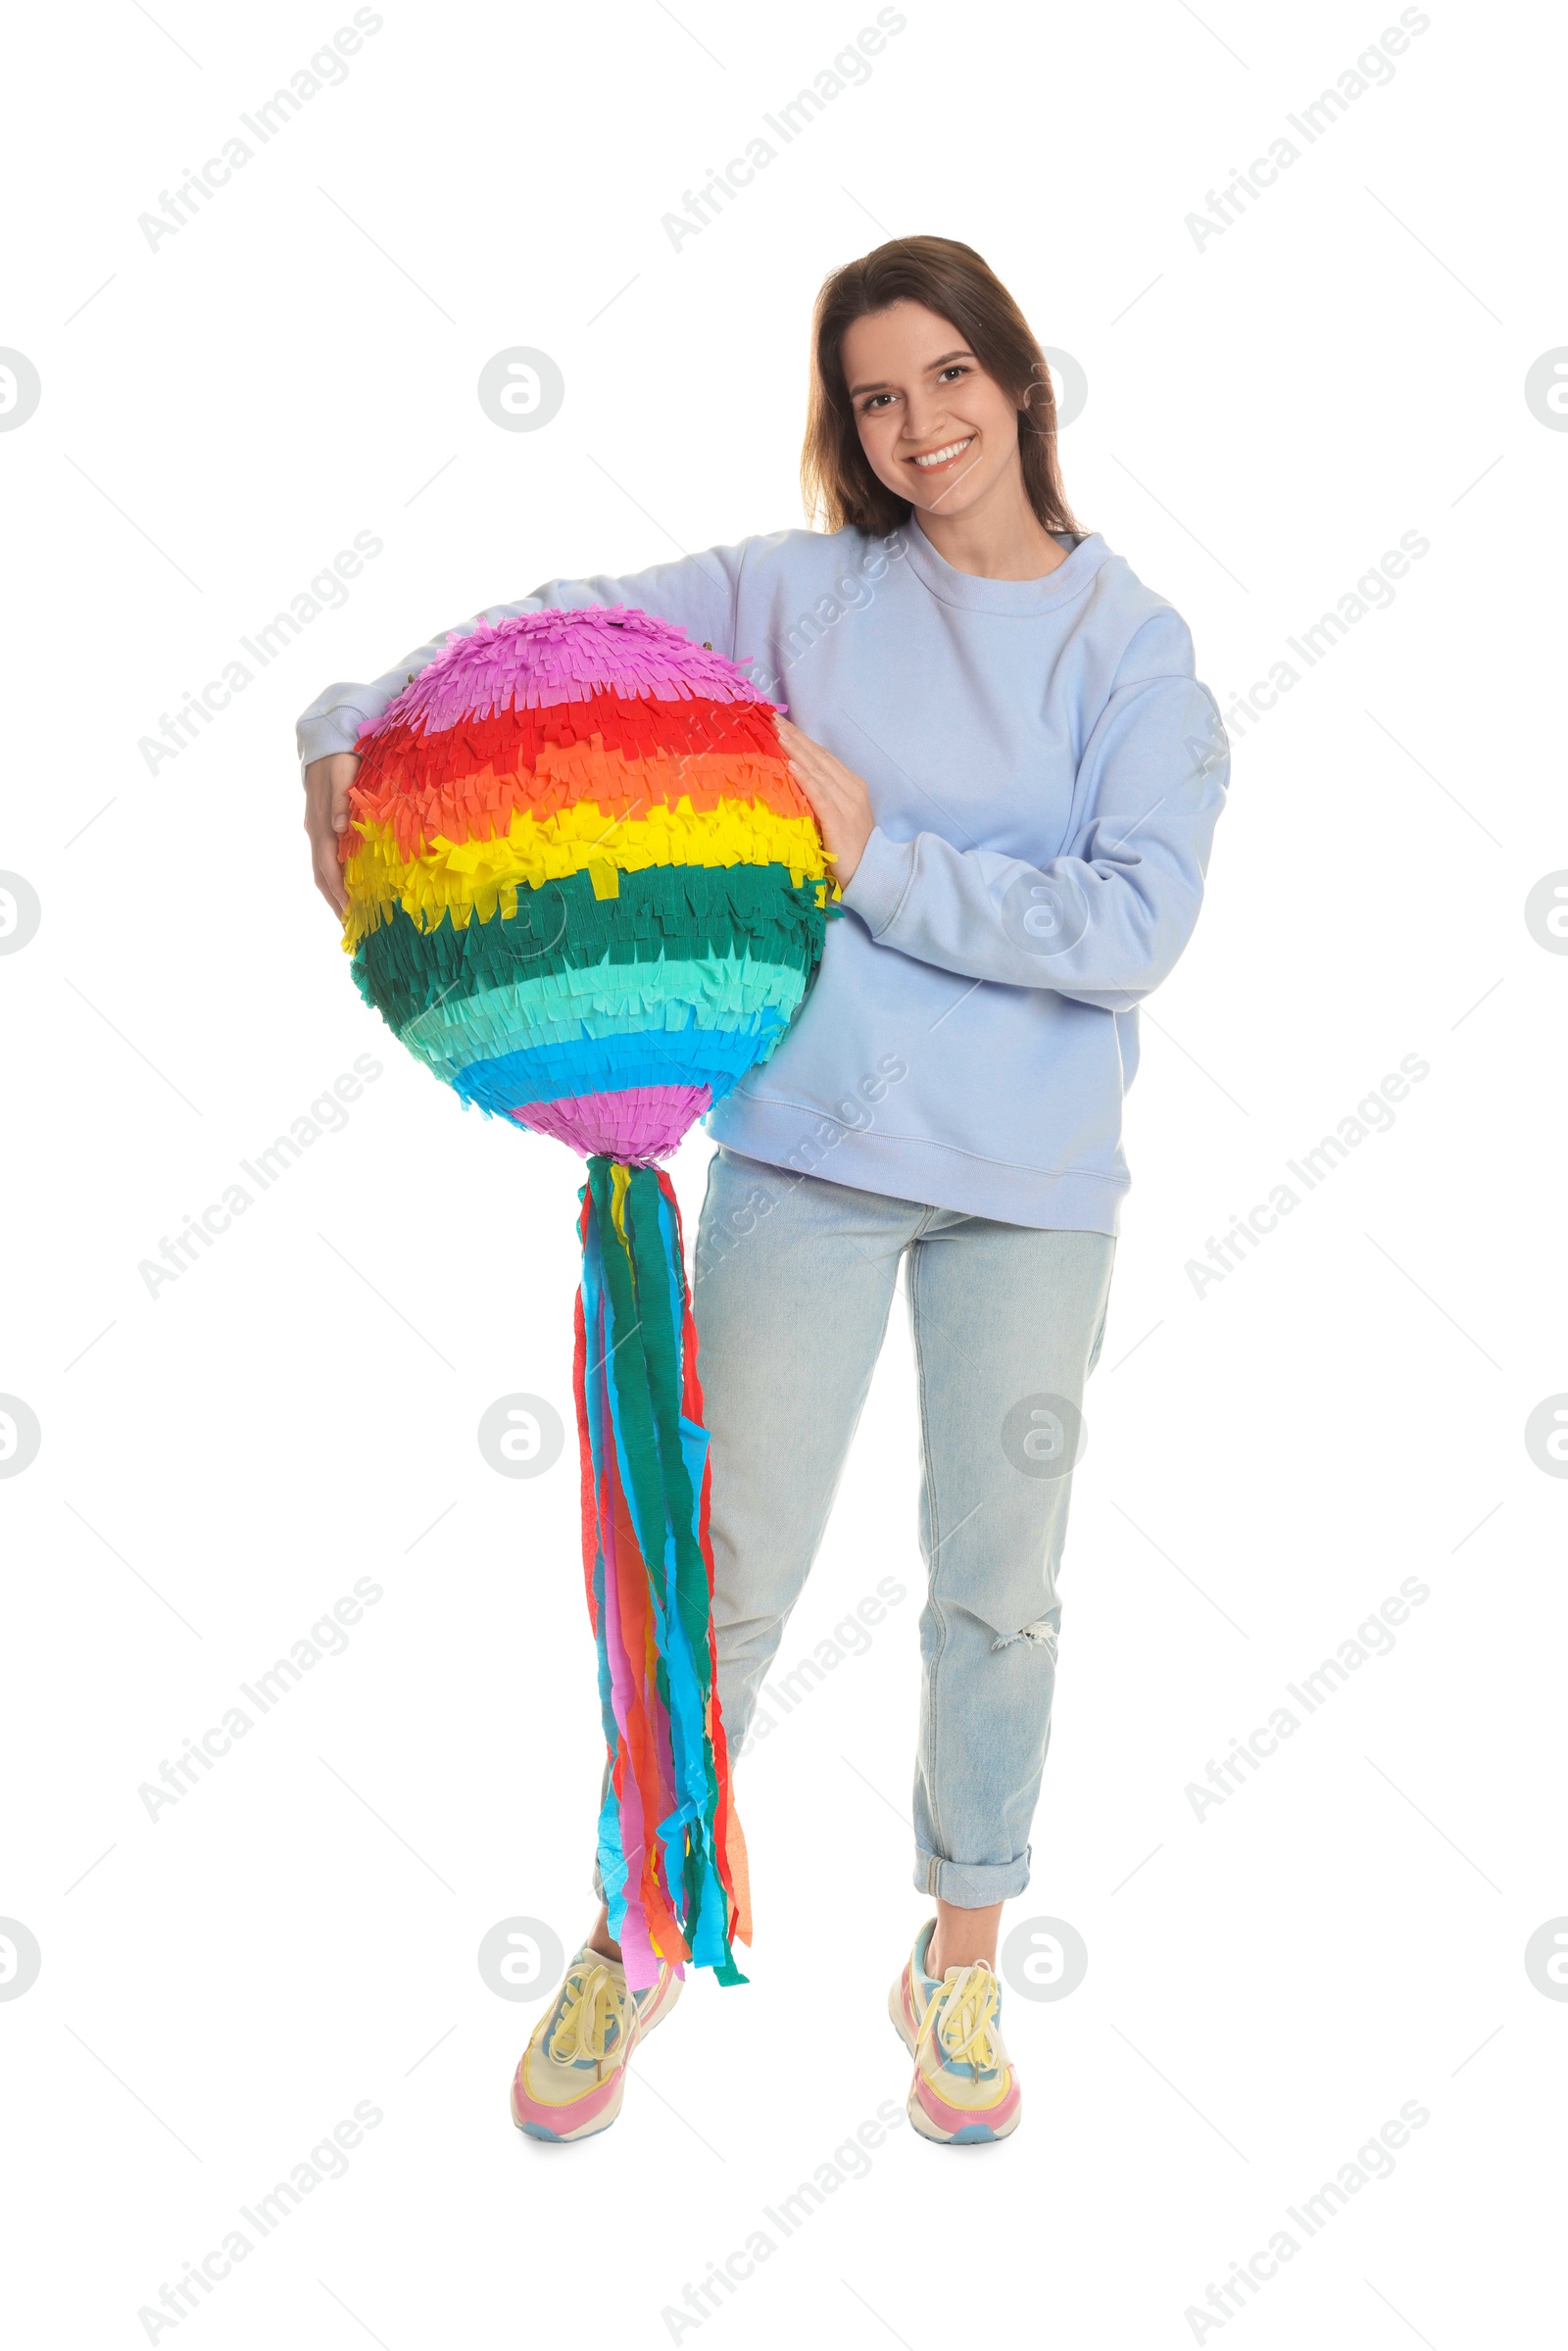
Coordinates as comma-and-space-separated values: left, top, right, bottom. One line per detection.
914, 1844, 1031, 1905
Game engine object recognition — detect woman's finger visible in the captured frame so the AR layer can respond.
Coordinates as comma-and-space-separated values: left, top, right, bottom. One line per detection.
312, 835, 348, 914
304, 753, 359, 917
776, 725, 832, 799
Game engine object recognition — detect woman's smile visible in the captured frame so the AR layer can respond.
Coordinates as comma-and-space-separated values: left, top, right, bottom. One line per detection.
906, 433, 976, 473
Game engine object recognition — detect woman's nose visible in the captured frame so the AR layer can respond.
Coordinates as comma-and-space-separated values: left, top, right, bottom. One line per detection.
902, 396, 947, 442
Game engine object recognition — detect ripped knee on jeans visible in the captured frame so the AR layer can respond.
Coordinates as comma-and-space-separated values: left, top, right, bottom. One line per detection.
991, 1612, 1059, 1660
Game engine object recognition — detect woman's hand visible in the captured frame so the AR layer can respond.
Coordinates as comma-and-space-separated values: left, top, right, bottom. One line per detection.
773, 715, 874, 889
305, 753, 360, 915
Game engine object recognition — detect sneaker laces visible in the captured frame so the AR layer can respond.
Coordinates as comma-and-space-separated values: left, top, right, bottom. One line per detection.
924, 1963, 1001, 2079
550, 1960, 622, 2068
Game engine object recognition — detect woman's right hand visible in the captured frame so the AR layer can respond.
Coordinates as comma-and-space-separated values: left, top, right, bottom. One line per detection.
305, 754, 360, 916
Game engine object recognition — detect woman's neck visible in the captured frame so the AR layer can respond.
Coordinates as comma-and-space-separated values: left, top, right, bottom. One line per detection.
909, 457, 1069, 581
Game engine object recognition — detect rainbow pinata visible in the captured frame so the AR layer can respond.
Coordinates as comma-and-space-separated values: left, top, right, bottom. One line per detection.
338, 606, 836, 1987
340, 607, 831, 1155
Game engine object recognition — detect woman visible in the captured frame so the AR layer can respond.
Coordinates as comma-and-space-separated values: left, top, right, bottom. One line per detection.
299, 236, 1229, 2147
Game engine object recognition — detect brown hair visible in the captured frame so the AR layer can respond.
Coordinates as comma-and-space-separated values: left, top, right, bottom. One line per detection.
800, 235, 1083, 540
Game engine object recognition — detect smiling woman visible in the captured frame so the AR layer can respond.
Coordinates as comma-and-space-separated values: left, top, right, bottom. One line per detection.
802, 237, 1082, 561
296, 229, 1229, 2152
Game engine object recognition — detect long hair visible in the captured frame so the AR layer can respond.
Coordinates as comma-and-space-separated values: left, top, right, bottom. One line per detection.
800, 235, 1083, 539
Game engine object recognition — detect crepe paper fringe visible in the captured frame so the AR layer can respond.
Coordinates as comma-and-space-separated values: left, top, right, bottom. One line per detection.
351, 743, 805, 866
367, 690, 786, 783
370, 607, 773, 740
341, 799, 825, 951
394, 953, 809, 1081
352, 864, 833, 1031
574, 1156, 749, 1990
514, 1084, 710, 1163
454, 1010, 789, 1118
357, 742, 807, 861
351, 694, 802, 861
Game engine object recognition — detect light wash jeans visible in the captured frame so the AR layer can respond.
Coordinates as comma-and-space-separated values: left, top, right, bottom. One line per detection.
606, 1145, 1114, 1909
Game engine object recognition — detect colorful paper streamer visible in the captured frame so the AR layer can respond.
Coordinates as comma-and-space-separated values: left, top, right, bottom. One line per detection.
340, 607, 835, 1985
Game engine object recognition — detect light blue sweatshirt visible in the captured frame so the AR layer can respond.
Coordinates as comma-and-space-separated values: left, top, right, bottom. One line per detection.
296, 520, 1228, 1231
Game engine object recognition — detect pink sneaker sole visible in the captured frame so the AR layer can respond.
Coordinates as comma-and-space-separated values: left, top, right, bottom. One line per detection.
511, 1965, 683, 2143
889, 1966, 1021, 2145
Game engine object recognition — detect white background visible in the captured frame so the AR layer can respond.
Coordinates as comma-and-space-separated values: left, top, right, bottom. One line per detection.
3, 1, 1564, 2343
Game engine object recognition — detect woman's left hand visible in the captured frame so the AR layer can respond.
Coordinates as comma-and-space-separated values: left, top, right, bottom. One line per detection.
773, 715, 875, 888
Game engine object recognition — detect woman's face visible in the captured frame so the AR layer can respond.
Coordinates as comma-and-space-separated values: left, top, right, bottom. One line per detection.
842, 299, 1022, 521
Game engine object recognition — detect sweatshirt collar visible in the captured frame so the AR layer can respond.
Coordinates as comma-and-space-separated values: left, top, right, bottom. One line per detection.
901, 514, 1110, 615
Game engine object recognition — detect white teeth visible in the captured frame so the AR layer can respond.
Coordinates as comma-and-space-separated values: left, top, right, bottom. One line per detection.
911, 437, 973, 467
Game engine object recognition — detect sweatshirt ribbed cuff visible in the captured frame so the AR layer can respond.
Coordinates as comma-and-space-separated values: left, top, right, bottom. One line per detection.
838, 824, 914, 936
297, 710, 368, 775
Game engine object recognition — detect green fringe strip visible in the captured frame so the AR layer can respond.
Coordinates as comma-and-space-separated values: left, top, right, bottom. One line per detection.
353, 861, 832, 1036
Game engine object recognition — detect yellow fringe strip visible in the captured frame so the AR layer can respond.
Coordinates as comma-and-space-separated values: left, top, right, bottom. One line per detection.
343, 798, 828, 946
610, 1161, 632, 1245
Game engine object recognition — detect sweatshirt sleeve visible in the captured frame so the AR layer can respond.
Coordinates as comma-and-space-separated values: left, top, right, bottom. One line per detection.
294, 540, 753, 774
838, 620, 1229, 1011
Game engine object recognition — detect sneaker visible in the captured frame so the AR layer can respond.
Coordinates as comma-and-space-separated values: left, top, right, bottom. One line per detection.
510, 1944, 682, 2142
889, 1918, 1021, 2144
